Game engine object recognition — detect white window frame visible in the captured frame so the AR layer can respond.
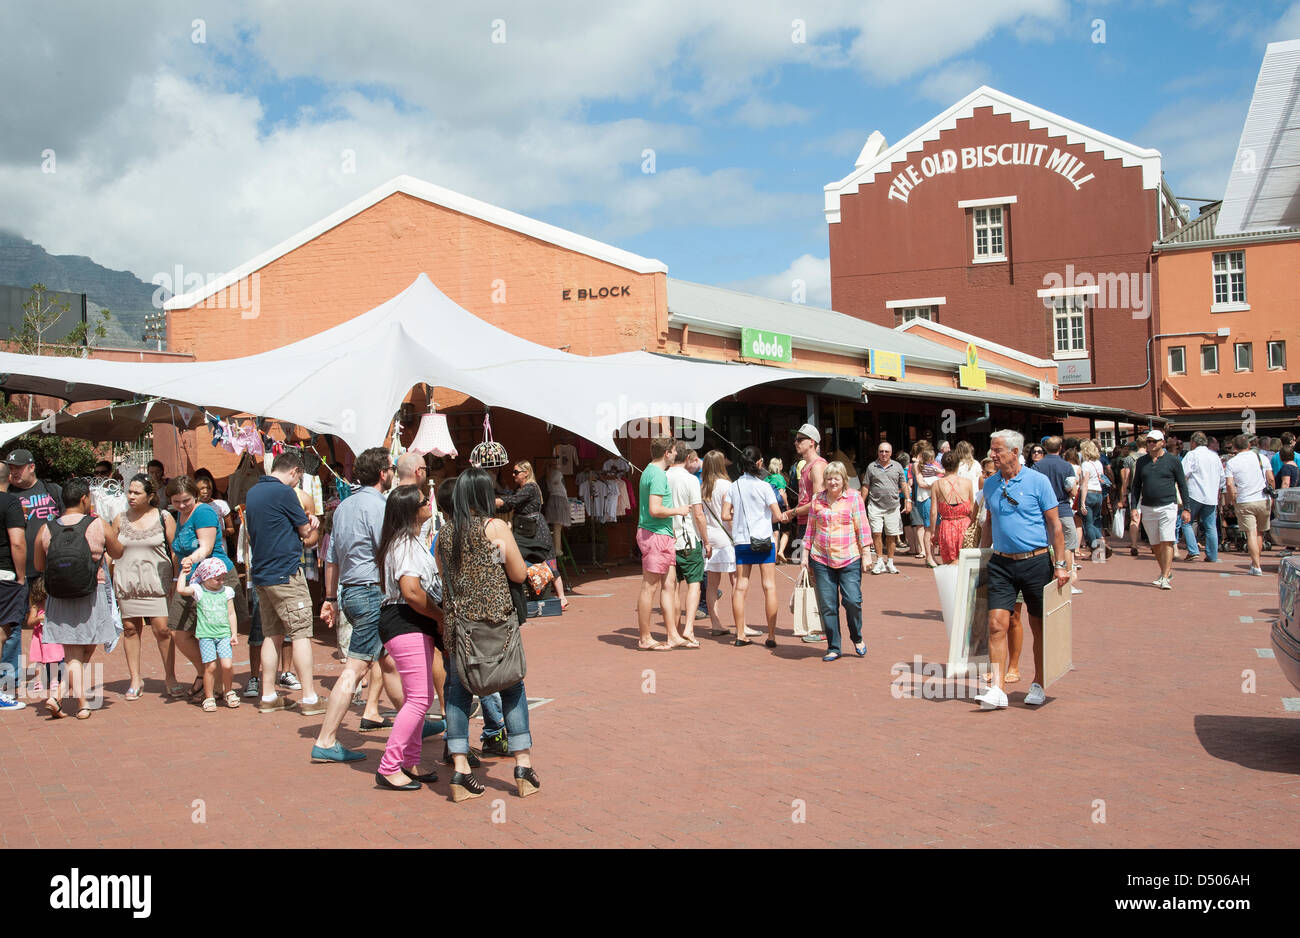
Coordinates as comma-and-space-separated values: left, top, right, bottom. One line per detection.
1268, 340, 1286, 370
1168, 345, 1186, 375
1211, 250, 1249, 312
893, 305, 938, 326
1234, 341, 1253, 372
1201, 344, 1219, 374
1050, 295, 1088, 360
971, 206, 1006, 263
1098, 428, 1116, 452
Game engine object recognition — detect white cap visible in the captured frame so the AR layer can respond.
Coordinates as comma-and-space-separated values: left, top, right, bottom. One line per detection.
795, 423, 821, 445
1146, 429, 1165, 442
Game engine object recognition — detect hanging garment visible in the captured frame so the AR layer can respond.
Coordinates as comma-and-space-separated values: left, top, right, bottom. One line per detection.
615, 479, 631, 515
603, 481, 619, 523
553, 443, 578, 475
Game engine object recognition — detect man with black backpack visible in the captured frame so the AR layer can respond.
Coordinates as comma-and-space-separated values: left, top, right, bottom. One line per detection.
34, 479, 124, 719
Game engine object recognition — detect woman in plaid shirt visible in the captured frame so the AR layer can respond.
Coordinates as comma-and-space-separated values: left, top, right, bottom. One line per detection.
801, 461, 872, 661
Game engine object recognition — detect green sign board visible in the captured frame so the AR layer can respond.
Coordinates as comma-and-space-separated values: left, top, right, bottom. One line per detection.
741, 328, 793, 363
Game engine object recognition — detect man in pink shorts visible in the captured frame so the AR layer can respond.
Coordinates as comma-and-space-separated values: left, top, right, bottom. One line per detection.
636, 437, 692, 651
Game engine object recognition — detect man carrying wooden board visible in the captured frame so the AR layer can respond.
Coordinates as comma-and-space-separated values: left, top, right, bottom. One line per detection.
975, 430, 1072, 710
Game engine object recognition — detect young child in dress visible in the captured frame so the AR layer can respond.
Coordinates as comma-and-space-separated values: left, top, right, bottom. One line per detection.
179, 557, 239, 712
26, 579, 66, 718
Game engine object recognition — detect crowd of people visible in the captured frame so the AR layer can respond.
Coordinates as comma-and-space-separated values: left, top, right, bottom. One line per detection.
0, 422, 1292, 751
0, 445, 540, 800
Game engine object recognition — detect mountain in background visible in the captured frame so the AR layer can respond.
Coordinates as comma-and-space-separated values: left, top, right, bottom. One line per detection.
0, 230, 164, 349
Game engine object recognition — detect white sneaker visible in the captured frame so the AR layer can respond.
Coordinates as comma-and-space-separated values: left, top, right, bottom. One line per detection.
1248, 566, 1263, 576
974, 686, 1008, 710
0, 693, 26, 712
871, 558, 886, 575
1024, 683, 1046, 706
277, 671, 301, 690
1157, 577, 1172, 590
1151, 576, 1166, 587
744, 626, 763, 637
885, 558, 899, 574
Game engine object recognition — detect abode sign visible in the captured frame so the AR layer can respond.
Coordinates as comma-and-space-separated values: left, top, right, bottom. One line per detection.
741, 328, 792, 363
887, 143, 1096, 203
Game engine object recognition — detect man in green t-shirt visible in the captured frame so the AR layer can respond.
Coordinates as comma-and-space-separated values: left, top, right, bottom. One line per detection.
636, 437, 692, 651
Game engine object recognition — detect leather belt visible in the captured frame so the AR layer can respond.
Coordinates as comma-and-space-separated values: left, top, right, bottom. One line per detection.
993, 548, 1049, 560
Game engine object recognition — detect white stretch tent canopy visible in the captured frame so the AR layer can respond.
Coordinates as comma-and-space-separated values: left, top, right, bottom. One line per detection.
0, 274, 816, 454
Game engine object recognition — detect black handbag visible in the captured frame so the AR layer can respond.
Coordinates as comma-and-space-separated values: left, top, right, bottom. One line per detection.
513, 513, 539, 539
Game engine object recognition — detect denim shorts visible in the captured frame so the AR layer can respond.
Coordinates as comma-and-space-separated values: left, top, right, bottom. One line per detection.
198, 636, 233, 663
340, 583, 385, 662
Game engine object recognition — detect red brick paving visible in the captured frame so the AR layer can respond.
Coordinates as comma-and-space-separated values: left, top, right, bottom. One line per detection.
2, 542, 1297, 848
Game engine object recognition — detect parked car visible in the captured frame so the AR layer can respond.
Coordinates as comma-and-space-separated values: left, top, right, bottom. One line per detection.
1271, 554, 1300, 694
1273, 487, 1300, 550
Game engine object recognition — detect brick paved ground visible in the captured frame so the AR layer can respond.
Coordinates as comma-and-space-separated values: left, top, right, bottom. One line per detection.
2, 541, 1297, 849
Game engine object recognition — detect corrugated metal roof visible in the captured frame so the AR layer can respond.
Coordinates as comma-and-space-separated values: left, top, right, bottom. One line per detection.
1159, 200, 1298, 245
1215, 39, 1300, 236
665, 278, 1032, 383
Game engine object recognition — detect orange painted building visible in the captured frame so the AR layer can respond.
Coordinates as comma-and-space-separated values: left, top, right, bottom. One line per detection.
1152, 201, 1300, 436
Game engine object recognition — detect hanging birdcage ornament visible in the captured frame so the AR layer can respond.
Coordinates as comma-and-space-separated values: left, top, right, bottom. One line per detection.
469, 411, 508, 468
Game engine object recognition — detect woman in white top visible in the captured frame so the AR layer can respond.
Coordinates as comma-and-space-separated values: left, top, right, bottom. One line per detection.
954, 441, 983, 488
1078, 440, 1107, 558
721, 446, 783, 648
700, 451, 736, 637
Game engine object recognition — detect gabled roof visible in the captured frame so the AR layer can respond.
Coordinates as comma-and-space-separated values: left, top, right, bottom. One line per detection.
824, 85, 1163, 223
665, 278, 1037, 387
166, 176, 668, 310
895, 318, 1056, 370
1215, 39, 1300, 236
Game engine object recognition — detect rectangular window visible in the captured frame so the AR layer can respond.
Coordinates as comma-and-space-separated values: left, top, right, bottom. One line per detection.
1234, 342, 1252, 372
1201, 344, 1218, 373
1052, 296, 1087, 354
1168, 345, 1186, 375
1212, 250, 1246, 305
892, 305, 937, 326
973, 206, 1005, 260
1098, 429, 1115, 452
1268, 340, 1286, 369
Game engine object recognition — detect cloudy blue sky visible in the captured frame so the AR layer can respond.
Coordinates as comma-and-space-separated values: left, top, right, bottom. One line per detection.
2, 0, 1296, 308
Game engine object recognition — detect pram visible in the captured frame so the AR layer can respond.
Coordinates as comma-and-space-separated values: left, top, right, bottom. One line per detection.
1220, 502, 1249, 553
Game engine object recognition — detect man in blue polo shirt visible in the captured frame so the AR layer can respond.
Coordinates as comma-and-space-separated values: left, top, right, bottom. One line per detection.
246, 451, 322, 714
976, 429, 1072, 711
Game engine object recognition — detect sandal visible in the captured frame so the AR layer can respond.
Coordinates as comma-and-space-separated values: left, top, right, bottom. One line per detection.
202, 697, 217, 712
75, 708, 92, 720
124, 686, 143, 701
637, 641, 671, 652
676, 638, 700, 649
223, 690, 241, 708
45, 700, 66, 719
188, 678, 205, 700
165, 683, 188, 698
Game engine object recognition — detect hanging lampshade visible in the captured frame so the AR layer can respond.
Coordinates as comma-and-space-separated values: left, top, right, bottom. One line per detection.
409, 411, 458, 458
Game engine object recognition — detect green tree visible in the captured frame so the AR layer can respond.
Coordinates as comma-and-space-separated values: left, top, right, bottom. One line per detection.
0, 403, 97, 481
10, 283, 112, 418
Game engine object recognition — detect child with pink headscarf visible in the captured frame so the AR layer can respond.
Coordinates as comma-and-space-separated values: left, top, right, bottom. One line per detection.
179, 557, 239, 711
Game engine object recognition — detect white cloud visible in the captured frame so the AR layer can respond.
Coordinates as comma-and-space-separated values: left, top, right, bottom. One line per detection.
1138, 97, 1249, 201
0, 0, 1077, 280
916, 60, 993, 105
1272, 1, 1300, 40
721, 253, 831, 309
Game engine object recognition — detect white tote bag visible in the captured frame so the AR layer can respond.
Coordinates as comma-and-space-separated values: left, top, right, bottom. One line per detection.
790, 566, 822, 636
1112, 508, 1126, 539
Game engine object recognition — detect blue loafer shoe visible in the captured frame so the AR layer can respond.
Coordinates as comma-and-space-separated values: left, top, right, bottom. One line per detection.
822, 652, 841, 662
311, 743, 366, 763
421, 719, 447, 739
854, 642, 867, 657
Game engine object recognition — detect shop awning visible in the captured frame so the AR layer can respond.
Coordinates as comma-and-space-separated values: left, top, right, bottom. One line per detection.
1165, 413, 1299, 432
50, 399, 209, 441
0, 275, 819, 455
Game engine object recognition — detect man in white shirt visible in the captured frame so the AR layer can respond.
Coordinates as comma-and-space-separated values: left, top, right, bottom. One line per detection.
1180, 431, 1223, 563
666, 448, 711, 643
1225, 433, 1275, 576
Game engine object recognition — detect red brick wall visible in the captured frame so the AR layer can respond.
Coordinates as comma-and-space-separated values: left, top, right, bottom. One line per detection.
829, 106, 1158, 414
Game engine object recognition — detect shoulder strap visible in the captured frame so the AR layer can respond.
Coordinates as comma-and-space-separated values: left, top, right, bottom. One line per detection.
702, 488, 735, 544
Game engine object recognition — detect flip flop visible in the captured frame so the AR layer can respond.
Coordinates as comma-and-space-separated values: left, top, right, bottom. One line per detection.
45, 700, 66, 720
637, 641, 671, 652
676, 639, 700, 649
